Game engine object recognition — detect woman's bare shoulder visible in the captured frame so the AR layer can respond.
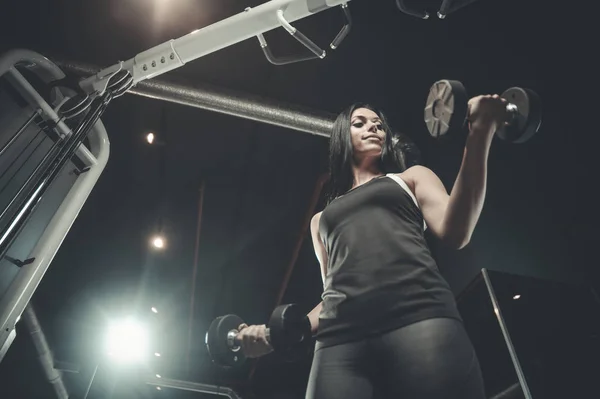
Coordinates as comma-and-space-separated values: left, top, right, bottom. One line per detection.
394, 165, 434, 190
310, 211, 323, 231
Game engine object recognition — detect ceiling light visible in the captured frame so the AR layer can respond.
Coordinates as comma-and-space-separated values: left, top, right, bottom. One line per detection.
105, 319, 149, 364
151, 236, 165, 249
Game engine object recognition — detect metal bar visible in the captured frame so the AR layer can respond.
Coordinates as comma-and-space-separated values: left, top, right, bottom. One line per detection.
82, 363, 99, 399
0, 327, 16, 363
0, 123, 46, 202
277, 10, 326, 58
395, 0, 430, 19
187, 181, 205, 374
53, 360, 80, 374
257, 33, 321, 65
482, 269, 533, 399
54, 59, 336, 138
0, 112, 38, 159
330, 4, 352, 50
490, 382, 522, 399
22, 305, 69, 399
79, 0, 351, 89
145, 376, 242, 399
0, 49, 70, 87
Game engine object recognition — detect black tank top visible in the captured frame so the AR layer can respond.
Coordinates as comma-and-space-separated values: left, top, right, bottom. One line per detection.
316, 174, 462, 347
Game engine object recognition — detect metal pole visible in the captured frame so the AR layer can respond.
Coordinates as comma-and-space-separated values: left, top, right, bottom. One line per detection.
83, 363, 99, 399
145, 376, 242, 399
482, 269, 533, 399
22, 305, 69, 399
53, 60, 336, 138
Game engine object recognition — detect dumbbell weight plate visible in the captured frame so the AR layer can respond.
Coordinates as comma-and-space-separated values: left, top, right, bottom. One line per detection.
497, 87, 542, 143
205, 314, 246, 368
424, 80, 469, 138
268, 304, 311, 352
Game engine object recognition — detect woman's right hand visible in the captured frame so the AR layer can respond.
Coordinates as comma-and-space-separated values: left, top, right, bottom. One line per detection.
236, 324, 273, 358
467, 94, 509, 136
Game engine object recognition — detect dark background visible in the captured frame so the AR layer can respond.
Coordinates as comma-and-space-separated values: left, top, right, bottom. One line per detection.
0, 0, 597, 398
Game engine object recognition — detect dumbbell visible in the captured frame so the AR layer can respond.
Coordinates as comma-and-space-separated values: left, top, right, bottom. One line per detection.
205, 303, 312, 368
424, 80, 542, 143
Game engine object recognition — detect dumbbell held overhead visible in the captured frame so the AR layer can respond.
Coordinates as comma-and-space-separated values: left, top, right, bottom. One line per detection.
424, 80, 542, 143
205, 303, 312, 368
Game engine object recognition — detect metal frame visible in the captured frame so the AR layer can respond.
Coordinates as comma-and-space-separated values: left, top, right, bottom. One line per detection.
0, 49, 110, 363
482, 269, 533, 399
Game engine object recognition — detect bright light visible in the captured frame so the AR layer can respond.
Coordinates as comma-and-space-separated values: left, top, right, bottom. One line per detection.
152, 236, 165, 249
155, 352, 161, 357
157, 386, 162, 391
156, 374, 162, 378
106, 319, 149, 364
513, 294, 521, 300
146, 133, 155, 144
151, 307, 158, 314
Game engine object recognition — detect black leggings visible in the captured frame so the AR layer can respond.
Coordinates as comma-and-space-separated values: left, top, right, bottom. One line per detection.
306, 318, 485, 399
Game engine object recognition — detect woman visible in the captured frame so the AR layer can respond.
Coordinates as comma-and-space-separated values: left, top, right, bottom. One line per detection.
238, 94, 508, 398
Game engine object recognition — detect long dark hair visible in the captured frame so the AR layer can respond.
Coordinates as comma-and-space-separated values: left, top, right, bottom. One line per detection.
326, 103, 416, 204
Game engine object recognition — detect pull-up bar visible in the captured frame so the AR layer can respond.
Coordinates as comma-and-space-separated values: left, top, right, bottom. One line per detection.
78, 0, 352, 100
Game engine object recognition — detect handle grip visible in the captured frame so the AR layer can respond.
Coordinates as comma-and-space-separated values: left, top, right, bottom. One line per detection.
466, 100, 520, 127
228, 328, 271, 349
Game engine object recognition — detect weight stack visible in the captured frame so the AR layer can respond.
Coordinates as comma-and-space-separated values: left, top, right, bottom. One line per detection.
456, 269, 600, 398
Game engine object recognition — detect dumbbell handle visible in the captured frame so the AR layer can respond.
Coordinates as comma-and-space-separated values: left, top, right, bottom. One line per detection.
227, 328, 271, 349
465, 89, 520, 120
506, 102, 519, 121
468, 102, 519, 126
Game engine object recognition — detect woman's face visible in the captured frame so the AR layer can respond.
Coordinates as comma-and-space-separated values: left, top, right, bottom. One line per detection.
350, 107, 386, 162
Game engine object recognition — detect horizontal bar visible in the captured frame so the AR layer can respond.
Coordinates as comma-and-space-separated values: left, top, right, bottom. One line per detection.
55, 59, 336, 138
145, 376, 241, 399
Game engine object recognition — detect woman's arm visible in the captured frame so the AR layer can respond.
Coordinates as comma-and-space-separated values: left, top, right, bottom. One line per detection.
307, 212, 327, 334
307, 302, 323, 335
409, 95, 507, 249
